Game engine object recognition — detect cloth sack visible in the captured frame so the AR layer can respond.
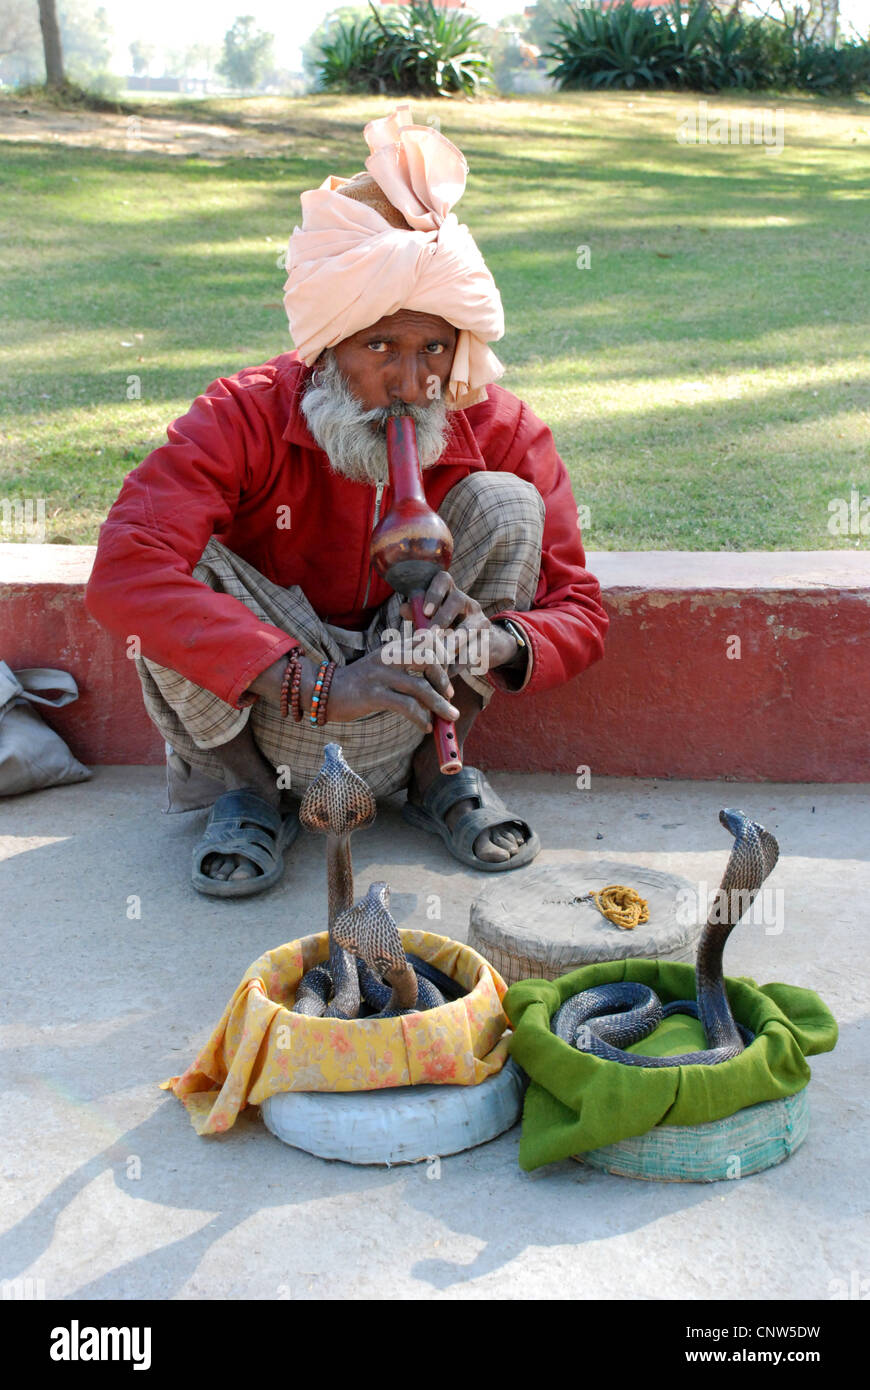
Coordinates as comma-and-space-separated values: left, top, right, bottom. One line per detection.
504, 958, 838, 1171
0, 662, 91, 797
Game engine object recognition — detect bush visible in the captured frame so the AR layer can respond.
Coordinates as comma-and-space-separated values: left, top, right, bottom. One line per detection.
792, 37, 870, 94
544, 0, 870, 94
545, 0, 676, 90
316, 15, 383, 92
315, 1, 492, 96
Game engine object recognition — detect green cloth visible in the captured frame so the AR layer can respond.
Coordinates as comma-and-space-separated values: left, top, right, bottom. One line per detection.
504, 959, 838, 1172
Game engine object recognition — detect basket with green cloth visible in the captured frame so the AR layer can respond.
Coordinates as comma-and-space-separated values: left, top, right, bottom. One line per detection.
504, 958, 837, 1176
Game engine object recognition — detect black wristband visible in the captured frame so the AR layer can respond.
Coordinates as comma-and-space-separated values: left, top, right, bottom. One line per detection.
495, 618, 528, 670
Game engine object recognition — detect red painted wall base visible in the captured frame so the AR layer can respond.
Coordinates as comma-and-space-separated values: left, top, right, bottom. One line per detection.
2, 546, 868, 781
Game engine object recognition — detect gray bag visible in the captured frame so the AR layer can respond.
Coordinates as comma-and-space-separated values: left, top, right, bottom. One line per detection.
0, 662, 92, 797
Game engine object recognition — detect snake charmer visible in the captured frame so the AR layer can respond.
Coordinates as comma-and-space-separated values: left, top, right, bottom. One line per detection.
85, 105, 609, 896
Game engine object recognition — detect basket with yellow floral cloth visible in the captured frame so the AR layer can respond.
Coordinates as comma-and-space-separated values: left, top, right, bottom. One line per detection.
162, 745, 521, 1160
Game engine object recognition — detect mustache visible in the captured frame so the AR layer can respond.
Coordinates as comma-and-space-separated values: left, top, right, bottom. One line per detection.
300, 350, 451, 484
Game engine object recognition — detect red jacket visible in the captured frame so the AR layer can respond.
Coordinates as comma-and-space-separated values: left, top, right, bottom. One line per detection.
85, 352, 608, 709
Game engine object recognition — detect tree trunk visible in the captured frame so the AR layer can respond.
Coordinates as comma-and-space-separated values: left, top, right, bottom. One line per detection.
38, 0, 65, 87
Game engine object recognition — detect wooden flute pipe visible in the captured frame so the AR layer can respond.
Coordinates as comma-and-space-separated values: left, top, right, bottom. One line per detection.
370, 414, 462, 775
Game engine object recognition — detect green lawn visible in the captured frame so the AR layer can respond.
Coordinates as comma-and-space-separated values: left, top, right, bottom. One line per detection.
0, 89, 867, 549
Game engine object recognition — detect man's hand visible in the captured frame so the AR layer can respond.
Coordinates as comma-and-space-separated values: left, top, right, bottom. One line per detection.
326, 646, 460, 731
246, 646, 460, 732
247, 655, 290, 707
397, 573, 520, 677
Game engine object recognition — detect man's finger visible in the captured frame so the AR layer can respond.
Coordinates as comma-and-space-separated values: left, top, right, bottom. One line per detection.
421, 572, 453, 617
424, 662, 454, 698
390, 670, 459, 721
393, 628, 453, 684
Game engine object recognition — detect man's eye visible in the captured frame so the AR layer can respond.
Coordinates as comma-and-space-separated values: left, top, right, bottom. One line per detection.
426, 343, 445, 354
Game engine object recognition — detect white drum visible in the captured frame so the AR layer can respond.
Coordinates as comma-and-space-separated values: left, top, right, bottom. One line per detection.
261, 1060, 526, 1165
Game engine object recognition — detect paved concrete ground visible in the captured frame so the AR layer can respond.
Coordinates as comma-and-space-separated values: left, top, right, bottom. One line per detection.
1, 768, 866, 1300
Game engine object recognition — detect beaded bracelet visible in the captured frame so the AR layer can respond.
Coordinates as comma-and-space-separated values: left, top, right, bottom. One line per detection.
290, 654, 304, 723
316, 660, 337, 727
309, 660, 330, 725
279, 650, 301, 720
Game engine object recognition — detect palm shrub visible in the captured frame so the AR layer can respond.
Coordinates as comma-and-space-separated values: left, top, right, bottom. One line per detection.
696, 9, 794, 91
315, 2, 492, 97
373, 2, 492, 96
792, 37, 870, 94
316, 15, 384, 93
701, 6, 760, 90
546, 0, 677, 89
545, 0, 870, 94
662, 0, 717, 90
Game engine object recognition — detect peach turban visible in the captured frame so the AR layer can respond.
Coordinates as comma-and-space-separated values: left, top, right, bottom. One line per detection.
282, 105, 505, 411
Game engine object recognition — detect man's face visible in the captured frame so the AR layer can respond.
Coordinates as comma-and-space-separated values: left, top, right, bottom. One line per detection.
300, 309, 456, 486
329, 309, 458, 413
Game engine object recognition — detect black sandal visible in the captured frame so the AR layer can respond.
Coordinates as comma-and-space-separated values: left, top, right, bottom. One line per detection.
192, 790, 299, 898
402, 766, 540, 872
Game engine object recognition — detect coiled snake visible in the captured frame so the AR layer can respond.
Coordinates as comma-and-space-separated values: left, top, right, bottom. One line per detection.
551, 809, 780, 1066
292, 743, 457, 1020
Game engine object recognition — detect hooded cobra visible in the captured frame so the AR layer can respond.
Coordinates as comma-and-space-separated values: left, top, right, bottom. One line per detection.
292, 743, 457, 1019
333, 882, 447, 1017
292, 742, 374, 1019
551, 809, 780, 1066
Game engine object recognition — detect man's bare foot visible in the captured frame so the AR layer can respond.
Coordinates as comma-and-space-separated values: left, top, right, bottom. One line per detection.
406, 767, 528, 865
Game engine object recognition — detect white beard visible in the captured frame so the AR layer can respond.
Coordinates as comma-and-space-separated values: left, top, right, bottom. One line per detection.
300, 348, 452, 485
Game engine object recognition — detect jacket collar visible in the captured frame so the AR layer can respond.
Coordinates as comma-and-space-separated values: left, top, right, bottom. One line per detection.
276, 352, 486, 471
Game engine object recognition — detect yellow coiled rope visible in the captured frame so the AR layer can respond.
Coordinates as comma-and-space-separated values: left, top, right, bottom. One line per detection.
579, 885, 649, 930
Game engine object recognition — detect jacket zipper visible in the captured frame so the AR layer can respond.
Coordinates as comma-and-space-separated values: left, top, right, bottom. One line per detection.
360, 481, 385, 610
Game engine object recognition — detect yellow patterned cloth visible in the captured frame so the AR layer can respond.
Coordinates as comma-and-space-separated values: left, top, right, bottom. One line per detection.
162, 930, 510, 1134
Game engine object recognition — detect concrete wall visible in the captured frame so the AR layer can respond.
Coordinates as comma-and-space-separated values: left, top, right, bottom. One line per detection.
2, 544, 868, 781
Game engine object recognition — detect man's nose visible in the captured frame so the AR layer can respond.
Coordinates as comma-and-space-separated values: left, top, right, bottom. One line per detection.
388, 355, 428, 408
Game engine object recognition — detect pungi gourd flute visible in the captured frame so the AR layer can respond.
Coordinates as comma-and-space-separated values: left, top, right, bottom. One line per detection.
370, 414, 462, 774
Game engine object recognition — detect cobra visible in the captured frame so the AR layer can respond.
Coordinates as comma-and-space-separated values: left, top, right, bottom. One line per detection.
550, 809, 780, 1066
292, 743, 456, 1019
333, 881, 446, 1018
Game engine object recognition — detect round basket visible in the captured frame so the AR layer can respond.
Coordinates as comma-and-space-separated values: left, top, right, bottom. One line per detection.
258, 928, 510, 1093
163, 929, 511, 1137
468, 861, 702, 986
262, 1059, 526, 1165
502, 959, 836, 1174
576, 1087, 810, 1182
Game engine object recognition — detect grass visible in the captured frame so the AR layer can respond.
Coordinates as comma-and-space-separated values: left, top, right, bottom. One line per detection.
0, 89, 868, 549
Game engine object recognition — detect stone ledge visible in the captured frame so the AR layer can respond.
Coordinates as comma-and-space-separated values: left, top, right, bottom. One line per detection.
2, 544, 868, 780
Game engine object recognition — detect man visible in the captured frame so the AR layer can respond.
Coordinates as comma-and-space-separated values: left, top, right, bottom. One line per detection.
85, 106, 608, 896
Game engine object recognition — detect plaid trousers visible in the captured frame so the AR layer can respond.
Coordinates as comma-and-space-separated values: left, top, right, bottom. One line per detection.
136, 471, 545, 805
